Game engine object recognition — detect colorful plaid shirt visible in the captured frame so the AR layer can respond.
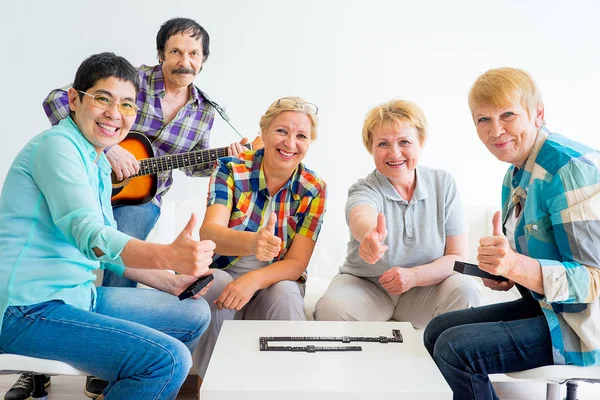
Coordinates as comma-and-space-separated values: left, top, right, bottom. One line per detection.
502, 126, 600, 366
42, 64, 215, 207
207, 149, 327, 282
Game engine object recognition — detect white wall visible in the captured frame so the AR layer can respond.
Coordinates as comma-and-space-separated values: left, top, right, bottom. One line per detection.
1, 0, 599, 246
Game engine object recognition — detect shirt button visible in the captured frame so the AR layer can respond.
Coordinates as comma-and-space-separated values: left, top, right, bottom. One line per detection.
532, 224, 538, 230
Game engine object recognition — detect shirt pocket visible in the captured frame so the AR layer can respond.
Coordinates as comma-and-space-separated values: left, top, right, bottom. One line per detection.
524, 215, 554, 244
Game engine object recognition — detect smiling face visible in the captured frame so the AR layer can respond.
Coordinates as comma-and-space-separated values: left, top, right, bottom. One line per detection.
472, 102, 544, 166
371, 121, 422, 185
68, 77, 137, 154
261, 111, 312, 176
160, 31, 204, 91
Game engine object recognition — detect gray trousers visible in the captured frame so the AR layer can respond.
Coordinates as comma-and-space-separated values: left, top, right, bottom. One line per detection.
313, 273, 482, 329
194, 269, 306, 377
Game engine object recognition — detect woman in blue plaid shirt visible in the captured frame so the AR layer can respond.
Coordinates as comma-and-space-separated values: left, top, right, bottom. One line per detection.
425, 67, 600, 400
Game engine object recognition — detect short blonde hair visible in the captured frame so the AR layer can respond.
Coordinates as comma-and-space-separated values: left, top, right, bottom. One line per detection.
362, 100, 427, 154
259, 96, 319, 140
468, 67, 543, 117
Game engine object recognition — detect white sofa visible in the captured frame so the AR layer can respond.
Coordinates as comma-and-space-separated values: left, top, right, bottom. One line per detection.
148, 197, 521, 322
148, 196, 523, 384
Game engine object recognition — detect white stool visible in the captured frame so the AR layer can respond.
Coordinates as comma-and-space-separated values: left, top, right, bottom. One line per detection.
507, 365, 600, 400
0, 354, 86, 400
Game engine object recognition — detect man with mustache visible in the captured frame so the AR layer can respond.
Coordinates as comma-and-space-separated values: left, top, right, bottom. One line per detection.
4, 18, 244, 400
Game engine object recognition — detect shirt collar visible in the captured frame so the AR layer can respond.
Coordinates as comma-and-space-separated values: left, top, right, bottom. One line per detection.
147, 64, 165, 96
149, 64, 204, 107
374, 168, 429, 204
511, 125, 550, 197
60, 117, 113, 174
253, 149, 301, 199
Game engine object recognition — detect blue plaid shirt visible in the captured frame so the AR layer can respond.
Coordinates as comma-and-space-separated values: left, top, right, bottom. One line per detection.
503, 126, 600, 366
42, 64, 215, 207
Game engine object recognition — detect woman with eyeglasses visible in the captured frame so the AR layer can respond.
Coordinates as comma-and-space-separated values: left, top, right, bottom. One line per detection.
194, 96, 327, 378
0, 53, 214, 400
314, 99, 481, 327
424, 68, 600, 400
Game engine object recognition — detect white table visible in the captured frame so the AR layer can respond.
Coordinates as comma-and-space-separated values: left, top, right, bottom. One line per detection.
200, 320, 452, 400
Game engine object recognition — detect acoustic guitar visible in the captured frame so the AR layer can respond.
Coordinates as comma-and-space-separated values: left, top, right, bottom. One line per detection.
111, 131, 263, 207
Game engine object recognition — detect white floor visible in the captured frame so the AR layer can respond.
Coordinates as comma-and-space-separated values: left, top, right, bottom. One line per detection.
1, 375, 600, 399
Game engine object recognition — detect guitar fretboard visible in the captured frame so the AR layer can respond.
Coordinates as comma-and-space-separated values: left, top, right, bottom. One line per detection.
133, 144, 251, 178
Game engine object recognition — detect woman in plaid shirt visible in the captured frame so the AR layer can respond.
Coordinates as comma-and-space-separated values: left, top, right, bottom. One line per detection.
194, 97, 327, 378
425, 68, 600, 400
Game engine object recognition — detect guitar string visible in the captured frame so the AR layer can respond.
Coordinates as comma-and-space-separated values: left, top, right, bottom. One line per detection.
135, 148, 227, 177
132, 143, 253, 178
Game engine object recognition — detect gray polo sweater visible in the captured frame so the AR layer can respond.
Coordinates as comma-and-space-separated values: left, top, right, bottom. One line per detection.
339, 167, 465, 278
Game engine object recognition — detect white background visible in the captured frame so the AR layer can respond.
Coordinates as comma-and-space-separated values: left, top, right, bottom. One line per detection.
1, 0, 599, 236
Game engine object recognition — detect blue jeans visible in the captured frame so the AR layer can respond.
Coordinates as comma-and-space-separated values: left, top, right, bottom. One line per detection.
424, 293, 554, 400
102, 203, 161, 288
0, 287, 209, 400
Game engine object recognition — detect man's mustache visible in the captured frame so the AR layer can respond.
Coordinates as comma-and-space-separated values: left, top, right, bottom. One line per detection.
172, 67, 196, 75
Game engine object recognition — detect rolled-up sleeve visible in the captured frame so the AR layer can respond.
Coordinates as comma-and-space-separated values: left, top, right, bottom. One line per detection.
30, 134, 131, 265
534, 162, 600, 303
207, 158, 235, 208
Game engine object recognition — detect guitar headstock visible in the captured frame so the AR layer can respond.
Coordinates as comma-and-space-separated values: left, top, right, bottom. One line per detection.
247, 136, 264, 151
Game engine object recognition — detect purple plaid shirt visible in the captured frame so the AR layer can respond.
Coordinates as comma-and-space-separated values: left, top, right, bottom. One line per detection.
42, 64, 216, 207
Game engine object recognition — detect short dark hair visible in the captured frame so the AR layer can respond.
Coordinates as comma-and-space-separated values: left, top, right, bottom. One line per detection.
156, 18, 210, 62
73, 52, 139, 100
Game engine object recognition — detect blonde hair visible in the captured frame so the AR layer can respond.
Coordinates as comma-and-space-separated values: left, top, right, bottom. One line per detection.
362, 99, 427, 154
468, 67, 543, 117
259, 96, 319, 140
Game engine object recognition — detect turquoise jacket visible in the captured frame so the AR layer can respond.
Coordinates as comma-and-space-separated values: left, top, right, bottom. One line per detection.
0, 118, 130, 333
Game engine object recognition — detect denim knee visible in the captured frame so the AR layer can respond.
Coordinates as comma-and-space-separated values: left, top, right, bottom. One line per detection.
424, 306, 469, 357
424, 314, 445, 357
181, 298, 211, 353
147, 338, 193, 383
191, 298, 211, 339
423, 317, 439, 357
431, 327, 471, 372
172, 342, 194, 379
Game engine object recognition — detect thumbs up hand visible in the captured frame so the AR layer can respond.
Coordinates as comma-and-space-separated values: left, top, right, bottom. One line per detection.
359, 212, 389, 264
254, 212, 282, 261
477, 211, 517, 278
491, 210, 503, 236
169, 213, 216, 277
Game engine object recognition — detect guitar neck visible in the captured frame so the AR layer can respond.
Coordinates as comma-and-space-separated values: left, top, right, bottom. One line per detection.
134, 143, 252, 178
